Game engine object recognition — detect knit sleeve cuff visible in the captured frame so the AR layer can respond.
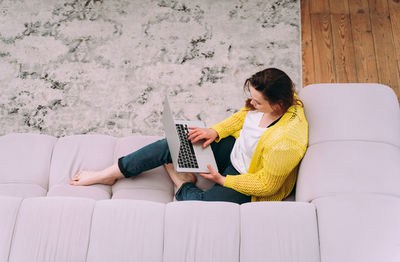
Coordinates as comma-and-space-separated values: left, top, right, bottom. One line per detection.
223, 175, 235, 189
210, 125, 228, 143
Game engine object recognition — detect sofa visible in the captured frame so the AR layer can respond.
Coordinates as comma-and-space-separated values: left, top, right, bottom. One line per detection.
0, 83, 399, 262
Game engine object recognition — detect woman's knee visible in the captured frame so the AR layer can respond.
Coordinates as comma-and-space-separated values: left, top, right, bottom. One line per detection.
153, 138, 172, 163
155, 138, 169, 149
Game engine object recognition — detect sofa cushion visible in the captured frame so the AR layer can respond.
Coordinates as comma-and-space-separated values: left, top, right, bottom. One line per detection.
9, 197, 95, 262
0, 133, 57, 197
112, 135, 215, 202
86, 199, 165, 262
112, 136, 175, 202
313, 194, 400, 262
0, 184, 47, 199
240, 202, 320, 262
112, 135, 165, 161
163, 201, 240, 262
48, 134, 117, 200
111, 171, 175, 202
0, 196, 22, 261
299, 84, 400, 147
296, 141, 400, 202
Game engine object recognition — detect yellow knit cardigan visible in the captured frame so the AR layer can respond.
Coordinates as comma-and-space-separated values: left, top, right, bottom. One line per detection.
210, 102, 308, 201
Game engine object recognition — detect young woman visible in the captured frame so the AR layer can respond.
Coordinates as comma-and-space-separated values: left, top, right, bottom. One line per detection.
71, 68, 308, 204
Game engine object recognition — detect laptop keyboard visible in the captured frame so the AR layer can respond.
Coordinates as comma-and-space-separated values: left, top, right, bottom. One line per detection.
175, 124, 199, 169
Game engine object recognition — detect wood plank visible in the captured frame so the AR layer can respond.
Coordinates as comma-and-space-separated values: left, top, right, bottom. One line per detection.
370, 12, 400, 94
388, 0, 400, 74
349, 13, 379, 82
309, 0, 330, 14
368, 0, 389, 15
328, 0, 349, 14
310, 14, 336, 83
301, 0, 315, 87
348, 0, 369, 13
331, 14, 358, 82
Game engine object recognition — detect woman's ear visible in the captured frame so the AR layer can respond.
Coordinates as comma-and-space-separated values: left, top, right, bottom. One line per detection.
273, 101, 284, 115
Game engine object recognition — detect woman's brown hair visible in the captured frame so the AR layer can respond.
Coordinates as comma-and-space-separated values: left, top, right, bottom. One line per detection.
244, 68, 302, 115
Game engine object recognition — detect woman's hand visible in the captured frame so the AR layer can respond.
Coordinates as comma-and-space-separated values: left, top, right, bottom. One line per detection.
198, 165, 226, 186
188, 127, 218, 148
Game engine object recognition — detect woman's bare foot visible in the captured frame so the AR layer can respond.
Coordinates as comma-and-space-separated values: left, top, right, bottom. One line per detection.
164, 163, 196, 188
70, 164, 124, 186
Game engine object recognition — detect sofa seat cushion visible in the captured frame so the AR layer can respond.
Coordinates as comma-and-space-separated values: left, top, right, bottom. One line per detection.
296, 141, 400, 202
0, 184, 47, 198
313, 193, 400, 262
111, 166, 175, 202
112, 136, 175, 202
47, 184, 110, 200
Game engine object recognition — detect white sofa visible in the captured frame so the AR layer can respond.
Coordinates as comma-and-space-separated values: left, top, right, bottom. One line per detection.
0, 83, 399, 262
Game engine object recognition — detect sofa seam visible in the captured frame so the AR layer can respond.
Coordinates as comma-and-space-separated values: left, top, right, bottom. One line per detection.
7, 198, 24, 262
0, 181, 48, 194
113, 186, 173, 191
309, 192, 400, 203
307, 139, 400, 150
161, 203, 167, 261
46, 137, 58, 194
314, 206, 322, 262
238, 205, 242, 262
84, 201, 97, 262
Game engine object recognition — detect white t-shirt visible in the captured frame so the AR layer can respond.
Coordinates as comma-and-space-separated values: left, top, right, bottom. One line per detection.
230, 111, 267, 174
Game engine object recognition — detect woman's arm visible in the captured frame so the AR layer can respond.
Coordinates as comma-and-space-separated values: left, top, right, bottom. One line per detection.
186, 108, 248, 148
210, 107, 248, 142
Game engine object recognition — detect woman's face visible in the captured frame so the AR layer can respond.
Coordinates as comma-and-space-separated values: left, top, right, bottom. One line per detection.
249, 85, 281, 115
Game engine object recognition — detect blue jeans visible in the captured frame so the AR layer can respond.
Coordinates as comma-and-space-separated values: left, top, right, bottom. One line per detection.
118, 136, 251, 204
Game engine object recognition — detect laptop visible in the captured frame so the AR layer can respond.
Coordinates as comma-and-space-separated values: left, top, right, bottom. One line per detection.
162, 96, 218, 173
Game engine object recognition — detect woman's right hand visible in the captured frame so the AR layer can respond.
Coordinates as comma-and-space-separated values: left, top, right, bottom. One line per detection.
187, 127, 219, 148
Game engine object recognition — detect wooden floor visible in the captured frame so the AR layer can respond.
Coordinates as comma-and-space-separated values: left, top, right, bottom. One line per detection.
301, 0, 400, 102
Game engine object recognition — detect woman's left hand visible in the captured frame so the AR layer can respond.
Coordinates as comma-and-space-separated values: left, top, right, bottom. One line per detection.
198, 165, 226, 186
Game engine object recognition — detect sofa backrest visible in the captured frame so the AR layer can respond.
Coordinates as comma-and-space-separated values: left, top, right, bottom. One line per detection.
0, 133, 57, 198
298, 83, 400, 147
